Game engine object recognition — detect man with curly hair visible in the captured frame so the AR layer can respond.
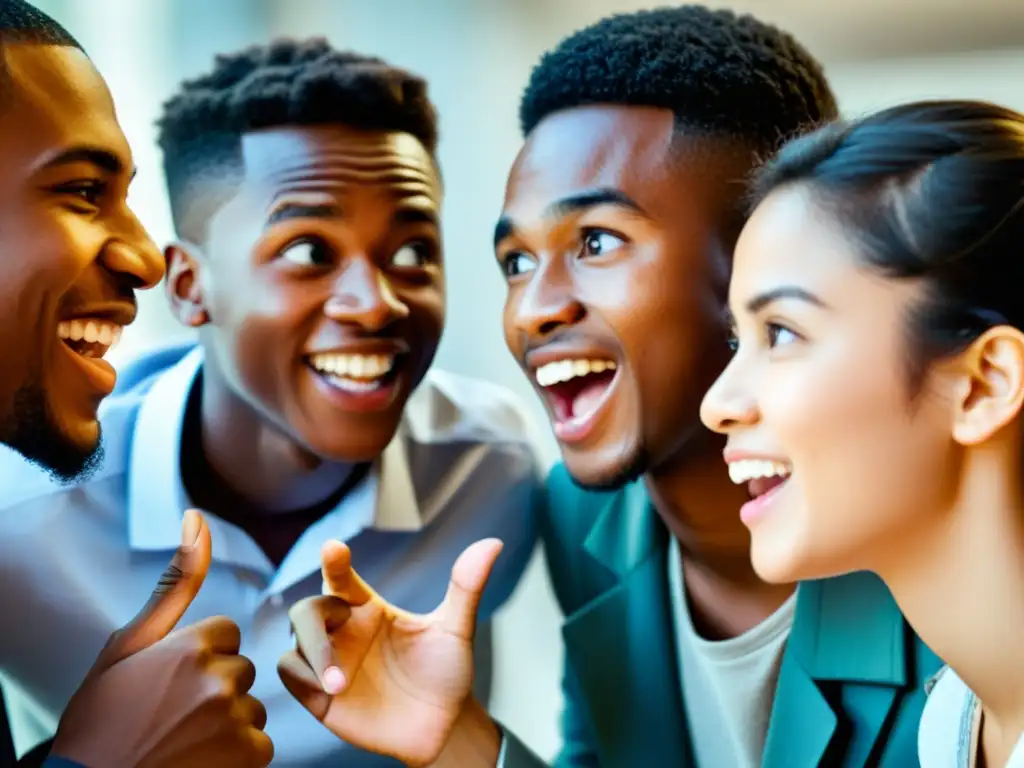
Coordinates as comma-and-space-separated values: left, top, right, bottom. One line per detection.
284, 7, 943, 768
0, 38, 540, 767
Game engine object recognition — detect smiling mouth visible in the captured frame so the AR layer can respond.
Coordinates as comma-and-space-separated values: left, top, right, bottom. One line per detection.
58, 318, 123, 360
535, 358, 618, 438
729, 459, 793, 500
307, 352, 404, 394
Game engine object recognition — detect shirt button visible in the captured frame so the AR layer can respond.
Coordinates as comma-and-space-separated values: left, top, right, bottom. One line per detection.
270, 593, 284, 608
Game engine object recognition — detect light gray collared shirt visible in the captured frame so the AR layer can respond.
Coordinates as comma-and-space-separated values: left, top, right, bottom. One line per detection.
0, 343, 540, 766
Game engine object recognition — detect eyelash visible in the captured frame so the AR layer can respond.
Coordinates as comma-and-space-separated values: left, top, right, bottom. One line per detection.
727, 321, 802, 352
54, 180, 106, 207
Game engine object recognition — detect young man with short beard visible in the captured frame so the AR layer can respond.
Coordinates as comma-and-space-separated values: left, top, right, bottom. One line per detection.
0, 3, 272, 767
283, 8, 943, 768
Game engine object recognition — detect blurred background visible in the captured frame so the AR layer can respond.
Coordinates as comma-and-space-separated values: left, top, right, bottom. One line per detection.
18, 0, 1024, 760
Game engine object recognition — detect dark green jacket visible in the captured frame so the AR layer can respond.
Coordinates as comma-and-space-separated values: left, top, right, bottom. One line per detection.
502, 465, 941, 767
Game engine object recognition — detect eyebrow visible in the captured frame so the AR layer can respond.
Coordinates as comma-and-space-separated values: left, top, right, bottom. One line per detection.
493, 187, 646, 249
42, 146, 135, 180
265, 201, 439, 230
266, 202, 342, 228
745, 286, 829, 314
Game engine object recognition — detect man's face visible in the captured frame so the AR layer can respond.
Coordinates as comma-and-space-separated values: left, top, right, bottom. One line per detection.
169, 126, 444, 462
497, 105, 754, 488
0, 44, 163, 480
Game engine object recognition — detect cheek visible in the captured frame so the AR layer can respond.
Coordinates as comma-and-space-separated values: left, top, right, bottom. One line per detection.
501, 290, 523, 358
589, 251, 727, 431
764, 351, 954, 570
0, 207, 96, 372
207, 270, 314, 396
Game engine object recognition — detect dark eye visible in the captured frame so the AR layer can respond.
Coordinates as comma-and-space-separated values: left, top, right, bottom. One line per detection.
502, 251, 537, 278
390, 242, 431, 269
581, 229, 626, 258
56, 181, 105, 207
726, 329, 739, 352
280, 238, 333, 267
766, 322, 799, 348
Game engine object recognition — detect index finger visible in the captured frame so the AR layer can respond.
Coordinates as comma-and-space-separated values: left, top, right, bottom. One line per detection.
320, 540, 375, 605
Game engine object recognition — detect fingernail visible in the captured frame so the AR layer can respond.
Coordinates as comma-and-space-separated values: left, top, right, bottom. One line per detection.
181, 509, 200, 546
323, 666, 345, 694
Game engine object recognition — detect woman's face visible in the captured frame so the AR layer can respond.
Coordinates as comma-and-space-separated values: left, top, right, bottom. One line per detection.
700, 184, 963, 583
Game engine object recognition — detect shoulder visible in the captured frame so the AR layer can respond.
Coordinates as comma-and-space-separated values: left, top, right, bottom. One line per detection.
405, 369, 542, 466
110, 340, 198, 396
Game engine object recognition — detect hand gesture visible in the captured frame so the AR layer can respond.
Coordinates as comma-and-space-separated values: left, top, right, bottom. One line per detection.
50, 510, 273, 768
278, 538, 503, 767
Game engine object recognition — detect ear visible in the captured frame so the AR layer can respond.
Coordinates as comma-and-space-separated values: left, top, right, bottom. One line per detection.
951, 326, 1024, 446
164, 241, 210, 328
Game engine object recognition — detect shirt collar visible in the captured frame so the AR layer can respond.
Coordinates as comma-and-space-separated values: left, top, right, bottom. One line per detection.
127, 345, 424, 570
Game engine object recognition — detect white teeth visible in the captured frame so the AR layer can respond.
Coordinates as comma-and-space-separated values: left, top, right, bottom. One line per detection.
309, 353, 396, 380
536, 358, 616, 387
57, 319, 123, 358
728, 459, 792, 485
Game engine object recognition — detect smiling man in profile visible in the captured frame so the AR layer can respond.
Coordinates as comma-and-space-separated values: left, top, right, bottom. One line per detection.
0, 2, 277, 768
0, 37, 540, 767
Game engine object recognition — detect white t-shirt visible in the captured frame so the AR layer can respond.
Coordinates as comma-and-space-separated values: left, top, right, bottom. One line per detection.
919, 665, 1024, 768
667, 536, 797, 767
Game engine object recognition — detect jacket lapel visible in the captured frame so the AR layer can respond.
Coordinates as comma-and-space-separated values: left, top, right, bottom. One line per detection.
764, 572, 910, 767
561, 483, 692, 767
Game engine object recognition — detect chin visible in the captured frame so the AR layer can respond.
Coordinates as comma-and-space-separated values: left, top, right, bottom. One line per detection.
303, 426, 398, 464
561, 442, 649, 492
748, 525, 817, 585
751, 529, 854, 585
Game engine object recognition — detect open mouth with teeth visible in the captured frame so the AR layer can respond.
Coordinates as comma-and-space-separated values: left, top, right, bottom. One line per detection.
729, 459, 792, 503
58, 319, 123, 360
306, 352, 403, 395
535, 358, 618, 438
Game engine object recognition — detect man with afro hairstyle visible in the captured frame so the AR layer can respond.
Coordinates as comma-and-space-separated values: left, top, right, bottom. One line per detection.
284, 7, 942, 768
0, 36, 540, 768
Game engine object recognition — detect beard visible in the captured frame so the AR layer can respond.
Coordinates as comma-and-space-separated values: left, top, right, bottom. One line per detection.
0, 380, 103, 484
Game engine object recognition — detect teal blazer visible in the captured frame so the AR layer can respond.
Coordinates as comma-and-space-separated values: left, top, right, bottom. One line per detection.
502, 465, 941, 767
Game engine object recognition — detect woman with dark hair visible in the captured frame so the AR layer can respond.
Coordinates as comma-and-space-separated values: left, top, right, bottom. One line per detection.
700, 100, 1024, 767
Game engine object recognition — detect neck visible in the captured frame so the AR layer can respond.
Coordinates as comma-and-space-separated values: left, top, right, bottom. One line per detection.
877, 449, 1024, 744
190, 366, 358, 515
646, 429, 796, 639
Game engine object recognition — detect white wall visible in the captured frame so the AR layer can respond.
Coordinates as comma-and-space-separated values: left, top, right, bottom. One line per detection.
22, 0, 1024, 759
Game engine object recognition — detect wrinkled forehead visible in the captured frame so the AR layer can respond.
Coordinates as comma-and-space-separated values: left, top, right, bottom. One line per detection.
503, 104, 678, 216
0, 44, 126, 172
239, 125, 441, 201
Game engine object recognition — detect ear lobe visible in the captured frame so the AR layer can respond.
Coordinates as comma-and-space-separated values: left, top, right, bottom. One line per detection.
164, 241, 209, 328
952, 326, 1024, 446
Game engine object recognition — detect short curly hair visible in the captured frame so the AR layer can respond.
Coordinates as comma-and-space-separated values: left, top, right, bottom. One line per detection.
156, 38, 439, 243
520, 6, 837, 154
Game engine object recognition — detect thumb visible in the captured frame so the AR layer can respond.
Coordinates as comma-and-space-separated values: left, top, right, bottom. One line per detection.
94, 509, 212, 670
432, 539, 504, 641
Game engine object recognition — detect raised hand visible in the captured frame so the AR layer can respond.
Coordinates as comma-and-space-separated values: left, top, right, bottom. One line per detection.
49, 509, 273, 768
278, 538, 504, 767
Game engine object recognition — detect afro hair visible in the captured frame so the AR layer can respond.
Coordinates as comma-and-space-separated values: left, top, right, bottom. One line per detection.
520, 6, 838, 154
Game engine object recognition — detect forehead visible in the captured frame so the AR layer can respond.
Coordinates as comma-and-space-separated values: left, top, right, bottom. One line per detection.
504, 104, 751, 225
734, 186, 854, 288
733, 185, 921, 310
239, 125, 440, 202
505, 105, 675, 211
0, 44, 128, 173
